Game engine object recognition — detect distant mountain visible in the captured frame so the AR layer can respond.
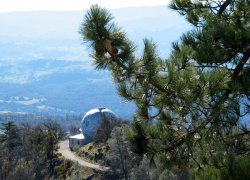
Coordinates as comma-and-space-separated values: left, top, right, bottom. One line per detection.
0, 60, 136, 117
0, 6, 190, 117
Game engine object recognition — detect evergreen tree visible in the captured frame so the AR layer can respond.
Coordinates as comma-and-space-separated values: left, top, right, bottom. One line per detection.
80, 1, 250, 176
94, 114, 124, 143
106, 126, 136, 180
0, 121, 20, 153
0, 121, 20, 179
42, 121, 65, 177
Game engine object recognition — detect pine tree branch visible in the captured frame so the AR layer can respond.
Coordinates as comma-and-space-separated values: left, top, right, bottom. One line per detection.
138, 75, 177, 98
218, 0, 232, 15
232, 47, 250, 81
109, 52, 177, 98
159, 47, 250, 153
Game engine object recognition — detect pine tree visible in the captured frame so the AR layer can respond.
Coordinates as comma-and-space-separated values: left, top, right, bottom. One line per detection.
0, 121, 20, 159
106, 126, 135, 180
0, 121, 20, 178
80, 1, 250, 176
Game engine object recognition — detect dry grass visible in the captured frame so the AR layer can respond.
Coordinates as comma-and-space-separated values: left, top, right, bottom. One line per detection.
76, 142, 108, 163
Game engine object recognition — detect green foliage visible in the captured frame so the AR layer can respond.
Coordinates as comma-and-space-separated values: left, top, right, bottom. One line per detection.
130, 156, 166, 180
80, 4, 135, 70
55, 159, 75, 179
0, 121, 66, 179
80, 1, 250, 178
0, 121, 20, 154
94, 115, 124, 143
190, 155, 250, 180
126, 121, 148, 155
158, 169, 177, 180
106, 125, 140, 180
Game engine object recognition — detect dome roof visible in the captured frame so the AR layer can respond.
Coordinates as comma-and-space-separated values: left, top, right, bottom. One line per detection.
80, 107, 116, 140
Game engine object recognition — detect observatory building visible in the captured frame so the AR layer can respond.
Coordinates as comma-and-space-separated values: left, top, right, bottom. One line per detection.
69, 107, 116, 149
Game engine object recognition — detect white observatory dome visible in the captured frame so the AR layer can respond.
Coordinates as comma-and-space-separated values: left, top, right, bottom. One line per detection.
80, 107, 116, 141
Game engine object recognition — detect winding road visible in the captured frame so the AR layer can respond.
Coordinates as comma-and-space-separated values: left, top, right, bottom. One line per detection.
58, 140, 109, 171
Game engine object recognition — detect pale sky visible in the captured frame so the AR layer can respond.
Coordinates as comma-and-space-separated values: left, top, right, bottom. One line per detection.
0, 0, 170, 13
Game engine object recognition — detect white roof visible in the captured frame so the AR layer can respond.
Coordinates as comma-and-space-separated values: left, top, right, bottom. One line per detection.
84, 107, 115, 117
69, 133, 85, 140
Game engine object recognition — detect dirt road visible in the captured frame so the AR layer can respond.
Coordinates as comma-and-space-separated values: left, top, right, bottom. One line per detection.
58, 140, 109, 171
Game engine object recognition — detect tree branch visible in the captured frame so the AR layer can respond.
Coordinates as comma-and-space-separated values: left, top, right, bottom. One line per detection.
232, 47, 250, 81
218, 0, 232, 15
159, 47, 250, 153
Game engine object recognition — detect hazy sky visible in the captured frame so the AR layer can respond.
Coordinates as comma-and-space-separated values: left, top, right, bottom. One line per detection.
0, 0, 170, 13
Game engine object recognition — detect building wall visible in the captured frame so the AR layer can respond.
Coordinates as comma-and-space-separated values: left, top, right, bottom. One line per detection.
69, 137, 91, 150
